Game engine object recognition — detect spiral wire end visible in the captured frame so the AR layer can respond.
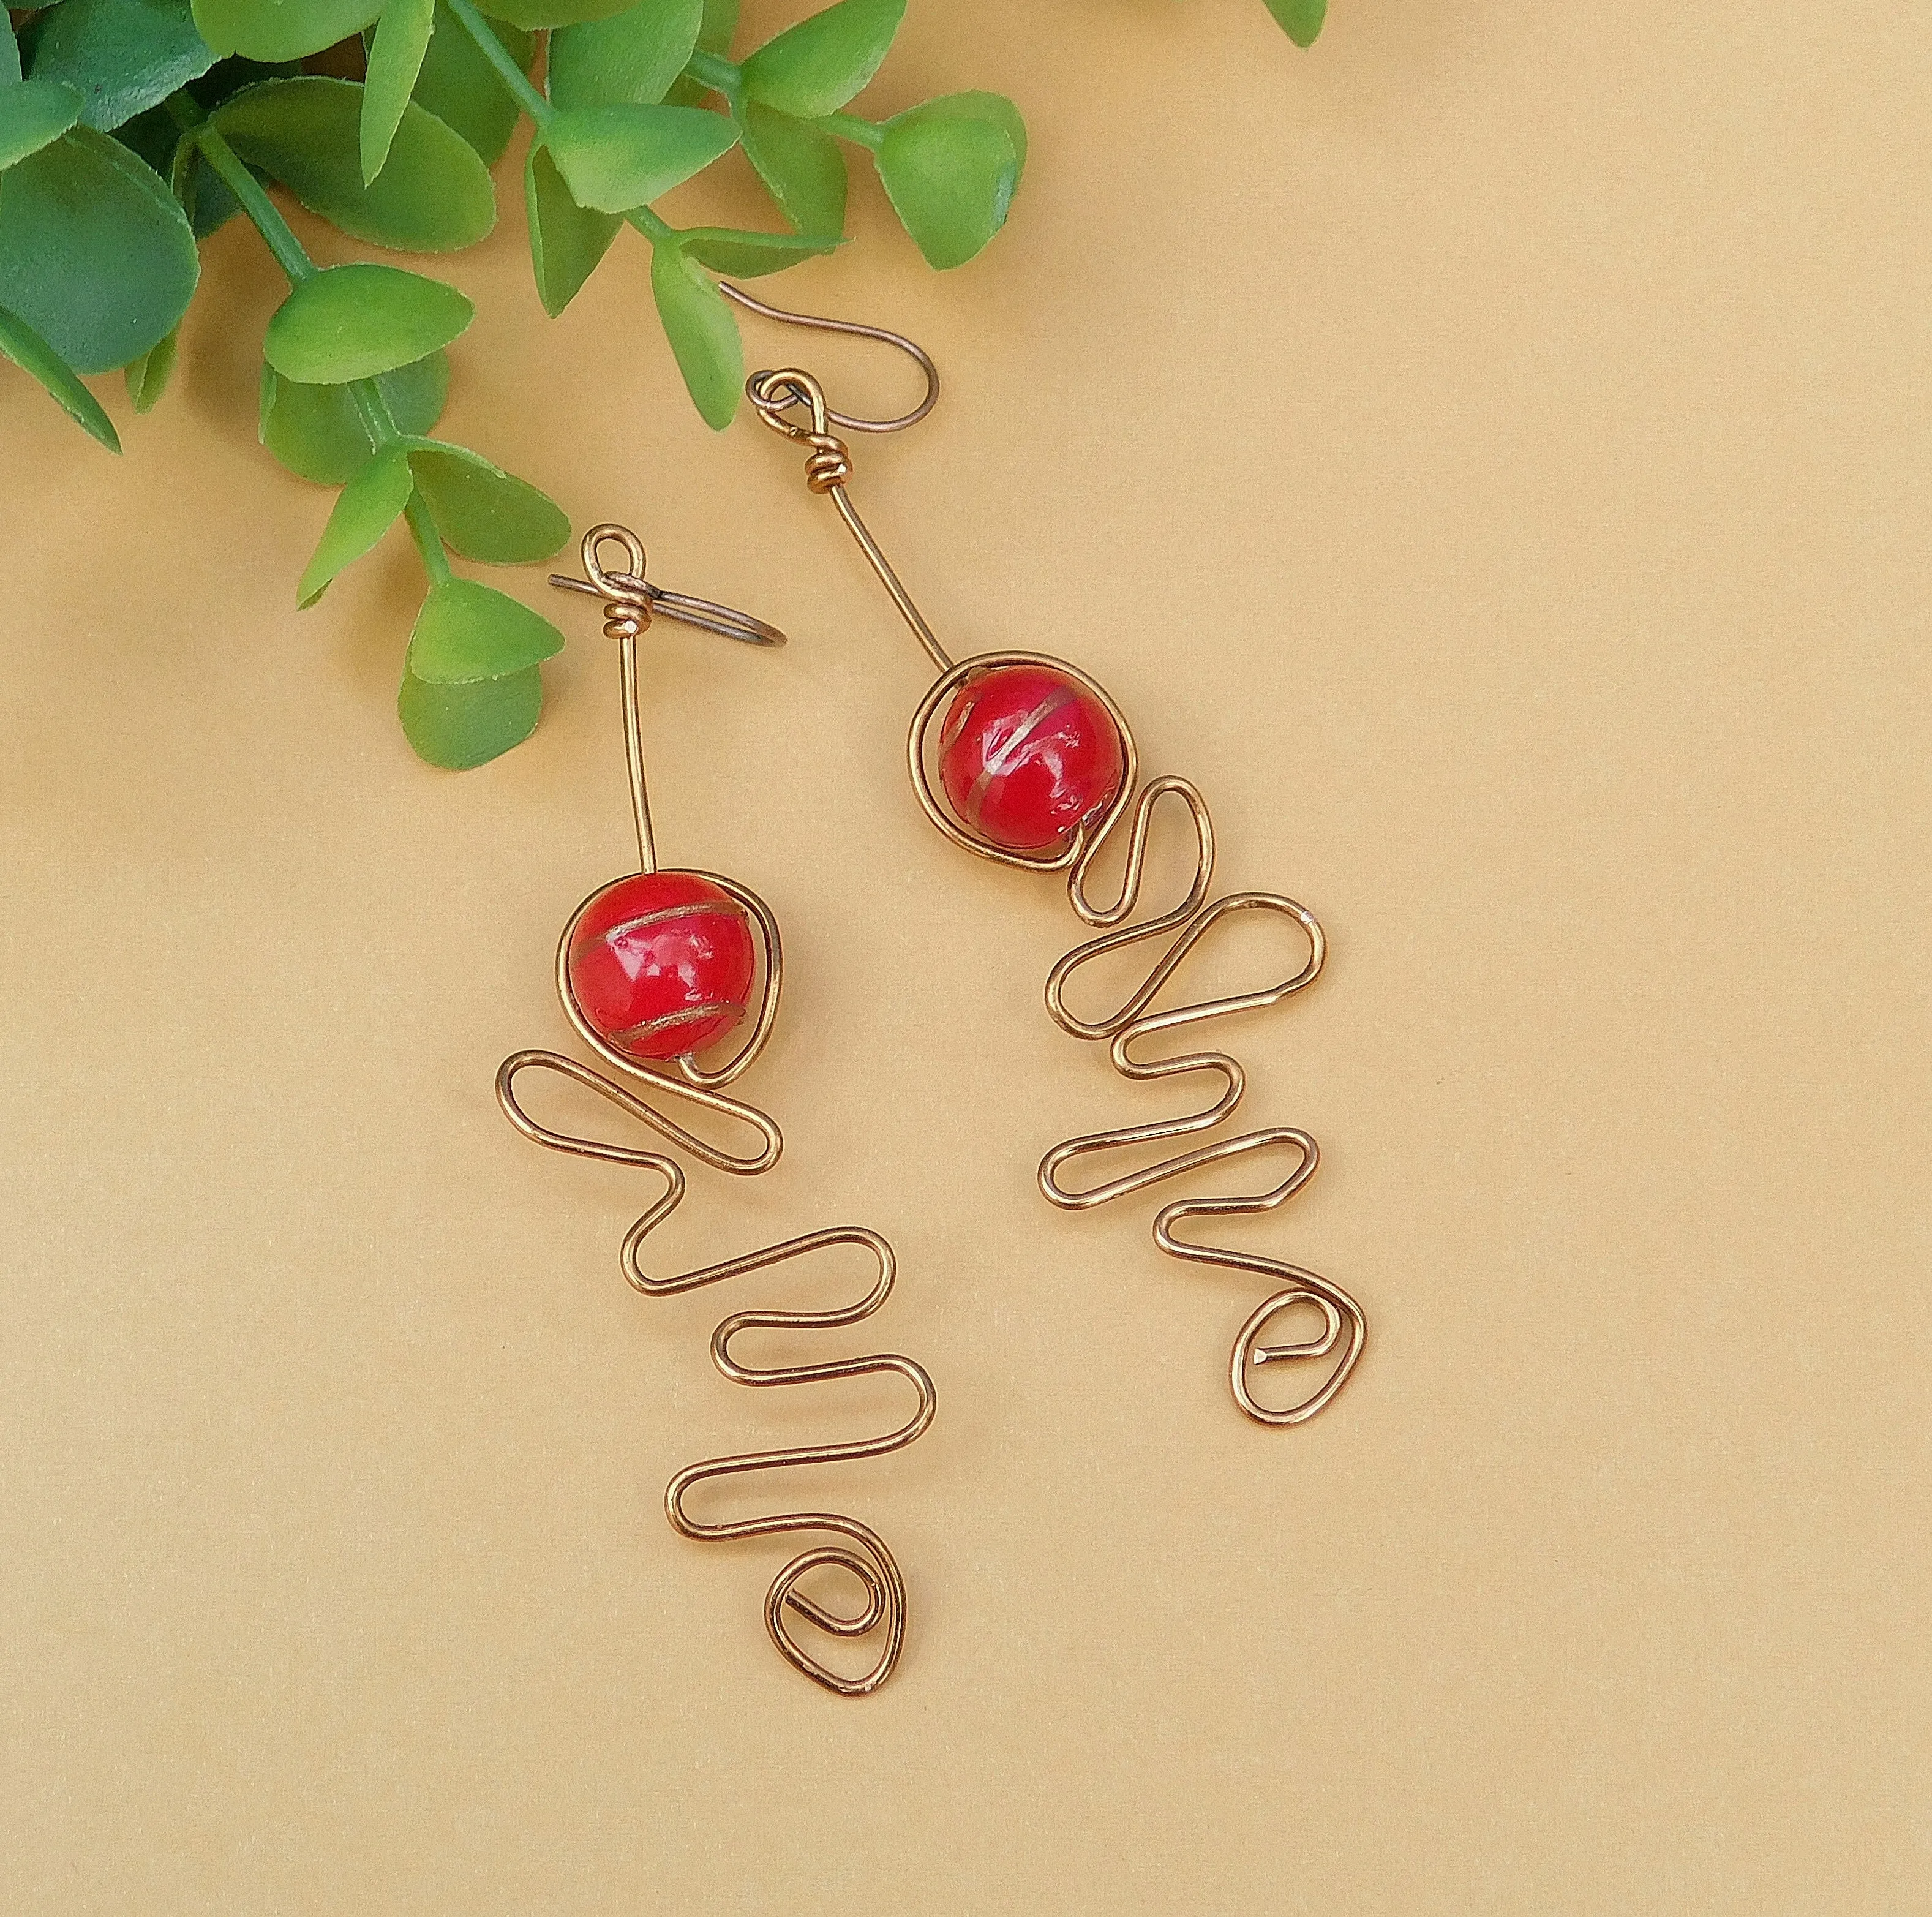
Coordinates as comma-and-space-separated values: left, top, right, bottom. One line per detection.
1029, 739, 1369, 1426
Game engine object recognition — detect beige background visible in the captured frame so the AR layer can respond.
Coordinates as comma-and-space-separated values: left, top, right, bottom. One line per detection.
4, 0, 1929, 1908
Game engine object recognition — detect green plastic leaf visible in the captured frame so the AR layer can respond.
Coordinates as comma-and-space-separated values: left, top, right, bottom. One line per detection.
695, 0, 735, 55
296, 443, 413, 605
212, 77, 494, 251
525, 142, 618, 315
484, 0, 633, 30
0, 130, 198, 372
650, 243, 739, 429
192, 0, 382, 61
0, 302, 121, 450
407, 577, 565, 683
546, 102, 737, 213
264, 262, 473, 383
260, 350, 449, 481
676, 225, 838, 276
123, 328, 178, 412
876, 101, 1018, 269
0, 80, 83, 170
737, 99, 844, 237
399, 660, 542, 768
898, 88, 1025, 174
1263, 0, 1325, 48
404, 442, 570, 563
28, 0, 214, 132
361, 0, 435, 183
549, 0, 701, 109
741, 0, 901, 117
411, 6, 532, 165
2, 13, 21, 85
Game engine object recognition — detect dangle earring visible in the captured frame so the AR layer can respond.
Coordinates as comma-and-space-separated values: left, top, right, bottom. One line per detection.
717, 284, 1367, 1429
495, 524, 936, 1696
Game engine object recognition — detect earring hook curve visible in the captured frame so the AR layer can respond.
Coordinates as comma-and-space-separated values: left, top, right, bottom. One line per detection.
719, 281, 939, 435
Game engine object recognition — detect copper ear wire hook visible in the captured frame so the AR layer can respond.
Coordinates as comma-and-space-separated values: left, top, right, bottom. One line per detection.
735, 304, 1370, 1426
724, 288, 954, 677
721, 281, 939, 434
495, 522, 935, 1692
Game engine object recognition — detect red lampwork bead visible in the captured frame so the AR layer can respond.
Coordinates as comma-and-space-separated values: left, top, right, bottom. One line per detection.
565, 870, 757, 1063
937, 663, 1127, 855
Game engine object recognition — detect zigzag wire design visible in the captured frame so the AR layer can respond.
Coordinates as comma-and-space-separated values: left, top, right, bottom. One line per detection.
497, 1050, 935, 1697
1038, 777, 1367, 1426
732, 356, 1368, 1426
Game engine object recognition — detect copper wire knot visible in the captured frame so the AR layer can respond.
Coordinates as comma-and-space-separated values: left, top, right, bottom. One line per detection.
744, 367, 852, 494
600, 596, 649, 641
803, 431, 852, 492
600, 590, 650, 641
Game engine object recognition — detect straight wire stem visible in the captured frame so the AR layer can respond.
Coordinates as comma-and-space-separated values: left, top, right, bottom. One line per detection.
552, 524, 786, 880
825, 484, 954, 676
738, 361, 954, 676
618, 631, 657, 875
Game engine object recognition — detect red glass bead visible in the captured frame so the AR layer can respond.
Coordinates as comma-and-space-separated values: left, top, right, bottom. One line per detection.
937, 663, 1126, 855
565, 870, 757, 1063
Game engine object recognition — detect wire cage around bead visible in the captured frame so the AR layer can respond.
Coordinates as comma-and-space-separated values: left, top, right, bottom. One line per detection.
547, 867, 786, 1177
493, 519, 936, 1696
906, 650, 1140, 876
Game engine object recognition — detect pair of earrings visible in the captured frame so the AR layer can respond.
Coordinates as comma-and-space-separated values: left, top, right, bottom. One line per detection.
496, 291, 1369, 1698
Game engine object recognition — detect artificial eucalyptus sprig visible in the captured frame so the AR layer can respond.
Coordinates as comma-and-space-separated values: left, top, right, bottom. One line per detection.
388, 0, 1029, 426
173, 87, 576, 766
0, 0, 1325, 767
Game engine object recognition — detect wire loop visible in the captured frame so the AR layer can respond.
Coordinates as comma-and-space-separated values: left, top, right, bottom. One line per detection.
723, 281, 939, 434
551, 522, 787, 649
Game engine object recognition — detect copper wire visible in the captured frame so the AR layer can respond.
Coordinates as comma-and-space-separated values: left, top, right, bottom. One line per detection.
742, 367, 953, 675
552, 524, 787, 874
721, 281, 940, 434
495, 1055, 934, 1693
493, 527, 935, 1693
736, 315, 1368, 1427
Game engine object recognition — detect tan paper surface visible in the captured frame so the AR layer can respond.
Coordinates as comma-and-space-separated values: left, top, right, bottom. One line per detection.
4, 2, 1927, 1908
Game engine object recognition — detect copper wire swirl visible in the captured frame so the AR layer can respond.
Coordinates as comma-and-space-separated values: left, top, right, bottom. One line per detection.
492, 529, 936, 1693
495, 1052, 933, 1695
1043, 775, 1366, 1425
734, 325, 1369, 1428
901, 676, 1366, 1425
